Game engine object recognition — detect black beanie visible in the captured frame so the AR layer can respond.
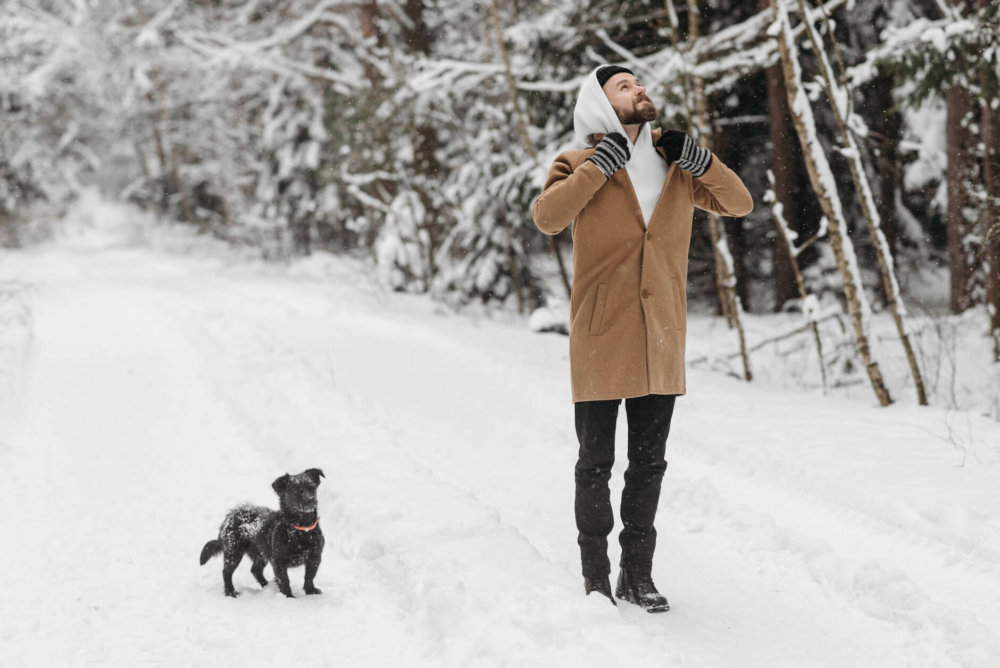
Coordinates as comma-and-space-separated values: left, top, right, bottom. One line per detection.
595, 65, 634, 88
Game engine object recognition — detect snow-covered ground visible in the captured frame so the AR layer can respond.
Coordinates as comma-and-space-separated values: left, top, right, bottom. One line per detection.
2, 196, 1000, 667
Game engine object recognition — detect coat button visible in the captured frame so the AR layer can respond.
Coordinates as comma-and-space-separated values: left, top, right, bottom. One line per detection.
641, 288, 651, 299
646, 232, 653, 241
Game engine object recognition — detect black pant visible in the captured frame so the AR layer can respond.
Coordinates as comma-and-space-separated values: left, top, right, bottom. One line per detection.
574, 394, 676, 578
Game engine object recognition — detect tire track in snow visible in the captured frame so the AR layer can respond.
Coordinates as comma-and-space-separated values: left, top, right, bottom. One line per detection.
674, 409, 1000, 575
0, 262, 429, 667
667, 393, 1000, 667
167, 280, 699, 667
663, 472, 1000, 667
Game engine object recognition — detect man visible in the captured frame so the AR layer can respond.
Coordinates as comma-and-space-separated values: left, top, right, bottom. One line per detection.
532, 65, 752, 612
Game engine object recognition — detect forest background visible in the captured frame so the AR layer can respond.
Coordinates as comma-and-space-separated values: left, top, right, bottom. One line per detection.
2, 0, 999, 409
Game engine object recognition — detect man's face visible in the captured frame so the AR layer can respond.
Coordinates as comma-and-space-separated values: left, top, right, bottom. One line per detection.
602, 73, 657, 126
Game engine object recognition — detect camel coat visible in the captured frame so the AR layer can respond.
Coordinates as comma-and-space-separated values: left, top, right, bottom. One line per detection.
532, 129, 753, 402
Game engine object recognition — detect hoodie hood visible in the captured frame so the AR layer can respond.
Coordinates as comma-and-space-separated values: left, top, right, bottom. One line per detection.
573, 65, 629, 148
572, 65, 669, 226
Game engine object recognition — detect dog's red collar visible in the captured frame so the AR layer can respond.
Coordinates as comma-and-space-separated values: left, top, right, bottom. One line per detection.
292, 518, 320, 532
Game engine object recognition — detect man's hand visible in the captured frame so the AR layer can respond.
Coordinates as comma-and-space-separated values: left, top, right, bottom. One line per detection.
656, 130, 712, 177
585, 132, 630, 180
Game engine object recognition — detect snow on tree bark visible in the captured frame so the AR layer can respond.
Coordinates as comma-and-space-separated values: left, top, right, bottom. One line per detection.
793, 0, 927, 405
946, 85, 979, 315
766, 170, 829, 393
982, 60, 1000, 360
667, 0, 753, 382
769, 0, 893, 406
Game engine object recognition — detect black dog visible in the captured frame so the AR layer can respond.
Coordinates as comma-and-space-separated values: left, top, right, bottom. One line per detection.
200, 468, 325, 598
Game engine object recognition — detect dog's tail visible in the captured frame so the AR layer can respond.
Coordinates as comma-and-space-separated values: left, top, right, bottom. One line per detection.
200, 539, 222, 565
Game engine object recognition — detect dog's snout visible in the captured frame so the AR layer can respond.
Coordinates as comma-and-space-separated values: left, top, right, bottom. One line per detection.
291, 486, 318, 508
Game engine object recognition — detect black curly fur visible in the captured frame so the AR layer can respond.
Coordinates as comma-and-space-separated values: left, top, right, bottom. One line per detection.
200, 468, 325, 598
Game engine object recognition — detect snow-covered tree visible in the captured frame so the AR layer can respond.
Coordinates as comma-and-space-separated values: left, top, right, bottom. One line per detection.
120, 0, 363, 256
861, 0, 999, 352
5, 0, 998, 360
0, 2, 125, 238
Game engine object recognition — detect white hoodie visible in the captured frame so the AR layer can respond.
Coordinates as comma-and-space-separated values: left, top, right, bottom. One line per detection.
572, 66, 669, 226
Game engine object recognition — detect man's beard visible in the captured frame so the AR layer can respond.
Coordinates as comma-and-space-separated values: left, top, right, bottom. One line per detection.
619, 99, 657, 125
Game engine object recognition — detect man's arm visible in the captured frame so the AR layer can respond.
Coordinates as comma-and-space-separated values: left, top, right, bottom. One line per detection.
657, 130, 753, 218
531, 156, 607, 235
690, 157, 754, 218
532, 134, 630, 235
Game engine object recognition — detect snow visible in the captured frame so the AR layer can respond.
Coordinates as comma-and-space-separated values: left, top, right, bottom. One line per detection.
528, 299, 569, 335
2, 197, 1000, 667
902, 98, 948, 192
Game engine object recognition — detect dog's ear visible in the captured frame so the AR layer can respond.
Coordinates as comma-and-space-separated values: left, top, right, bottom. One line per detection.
272, 474, 291, 494
304, 468, 325, 485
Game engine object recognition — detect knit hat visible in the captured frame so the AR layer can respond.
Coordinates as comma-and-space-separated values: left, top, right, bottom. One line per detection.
595, 65, 634, 88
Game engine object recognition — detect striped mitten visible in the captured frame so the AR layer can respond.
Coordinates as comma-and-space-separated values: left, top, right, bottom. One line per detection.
656, 130, 712, 177
586, 132, 630, 179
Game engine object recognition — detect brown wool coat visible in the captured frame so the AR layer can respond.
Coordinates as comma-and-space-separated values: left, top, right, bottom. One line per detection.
532, 129, 753, 402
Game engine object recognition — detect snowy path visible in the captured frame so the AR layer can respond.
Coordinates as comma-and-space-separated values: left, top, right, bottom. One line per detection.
2, 216, 1000, 666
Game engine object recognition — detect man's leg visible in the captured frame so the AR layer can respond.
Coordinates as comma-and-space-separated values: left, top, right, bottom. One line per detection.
574, 398, 621, 579
619, 393, 676, 573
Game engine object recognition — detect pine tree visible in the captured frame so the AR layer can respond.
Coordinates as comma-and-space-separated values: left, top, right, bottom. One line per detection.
866, 0, 1000, 353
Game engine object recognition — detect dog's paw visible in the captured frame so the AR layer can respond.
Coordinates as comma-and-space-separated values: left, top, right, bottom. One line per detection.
304, 586, 322, 596
225, 590, 240, 598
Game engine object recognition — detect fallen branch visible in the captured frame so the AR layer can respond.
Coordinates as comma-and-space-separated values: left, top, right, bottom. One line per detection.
688, 311, 846, 366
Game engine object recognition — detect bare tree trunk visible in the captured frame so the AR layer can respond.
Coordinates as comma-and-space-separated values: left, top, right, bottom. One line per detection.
685, 4, 733, 326
764, 9, 828, 389
668, 0, 753, 381
977, 0, 1000, 358
401, 0, 448, 285
355, 1, 394, 260
988, 222, 1000, 361
769, 0, 892, 406
359, 1, 383, 83
147, 86, 198, 230
870, 72, 902, 257
946, 83, 977, 314
132, 7, 196, 229
132, 141, 151, 182
982, 66, 1000, 360
488, 0, 572, 302
499, 210, 526, 313
488, 0, 536, 165
768, 172, 829, 393
699, 91, 752, 379
488, 0, 531, 311
666, 2, 728, 321
767, 59, 801, 311
939, 0, 977, 311
145, 90, 168, 194
796, 0, 926, 405
766, 43, 823, 314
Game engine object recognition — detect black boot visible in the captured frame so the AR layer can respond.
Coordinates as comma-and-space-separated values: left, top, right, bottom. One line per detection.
584, 576, 617, 606
616, 570, 669, 613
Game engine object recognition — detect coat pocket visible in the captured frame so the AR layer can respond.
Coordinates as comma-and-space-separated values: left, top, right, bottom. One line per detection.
588, 283, 609, 336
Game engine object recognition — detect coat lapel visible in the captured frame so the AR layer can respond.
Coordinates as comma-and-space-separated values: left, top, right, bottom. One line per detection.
644, 128, 688, 232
